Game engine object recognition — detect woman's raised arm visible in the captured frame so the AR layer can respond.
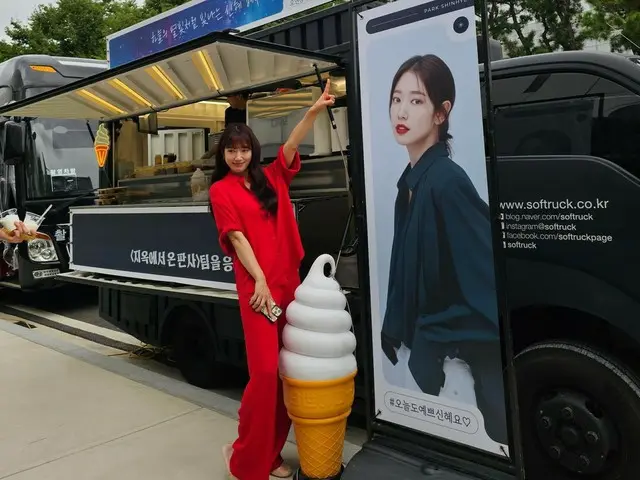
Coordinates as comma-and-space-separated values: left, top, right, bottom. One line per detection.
282, 79, 336, 166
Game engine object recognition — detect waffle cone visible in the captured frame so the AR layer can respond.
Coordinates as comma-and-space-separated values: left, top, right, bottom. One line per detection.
94, 145, 108, 168
290, 410, 350, 478
281, 371, 356, 478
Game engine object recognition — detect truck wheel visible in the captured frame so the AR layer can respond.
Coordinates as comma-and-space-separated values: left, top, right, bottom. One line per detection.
515, 341, 640, 479
172, 315, 222, 389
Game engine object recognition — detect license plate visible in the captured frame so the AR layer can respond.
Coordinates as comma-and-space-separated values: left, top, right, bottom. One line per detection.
33, 268, 61, 279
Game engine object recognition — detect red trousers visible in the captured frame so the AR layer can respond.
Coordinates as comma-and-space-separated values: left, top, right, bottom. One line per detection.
230, 282, 297, 480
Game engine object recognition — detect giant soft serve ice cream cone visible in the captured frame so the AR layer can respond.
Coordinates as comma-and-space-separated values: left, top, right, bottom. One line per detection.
280, 254, 358, 479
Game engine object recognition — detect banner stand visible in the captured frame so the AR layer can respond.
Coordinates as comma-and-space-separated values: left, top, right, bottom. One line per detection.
342, 0, 524, 478
477, 0, 527, 475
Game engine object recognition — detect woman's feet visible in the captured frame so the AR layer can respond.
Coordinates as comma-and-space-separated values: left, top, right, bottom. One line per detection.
223, 443, 293, 479
222, 444, 238, 480
271, 462, 294, 478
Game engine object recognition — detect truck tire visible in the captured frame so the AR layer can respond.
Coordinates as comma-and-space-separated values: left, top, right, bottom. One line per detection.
172, 315, 222, 389
515, 341, 640, 480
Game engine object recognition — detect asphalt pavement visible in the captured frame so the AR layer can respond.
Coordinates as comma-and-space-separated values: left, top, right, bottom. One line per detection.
1, 283, 115, 330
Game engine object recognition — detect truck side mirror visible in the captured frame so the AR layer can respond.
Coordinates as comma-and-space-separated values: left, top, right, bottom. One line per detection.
2, 121, 25, 165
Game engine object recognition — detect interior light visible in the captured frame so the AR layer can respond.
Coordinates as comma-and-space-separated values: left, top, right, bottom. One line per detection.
109, 79, 153, 108
201, 100, 228, 106
30, 65, 57, 73
76, 89, 125, 115
193, 50, 221, 91
146, 65, 185, 100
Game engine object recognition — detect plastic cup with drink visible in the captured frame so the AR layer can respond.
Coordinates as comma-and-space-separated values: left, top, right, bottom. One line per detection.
0, 208, 21, 238
22, 211, 44, 240
0, 205, 51, 241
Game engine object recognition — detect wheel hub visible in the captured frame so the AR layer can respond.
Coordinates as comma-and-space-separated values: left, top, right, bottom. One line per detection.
535, 390, 616, 475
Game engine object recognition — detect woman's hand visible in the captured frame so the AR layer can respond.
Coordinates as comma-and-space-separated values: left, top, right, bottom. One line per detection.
283, 79, 337, 164
14, 221, 33, 238
0, 221, 29, 243
250, 278, 274, 313
309, 79, 336, 115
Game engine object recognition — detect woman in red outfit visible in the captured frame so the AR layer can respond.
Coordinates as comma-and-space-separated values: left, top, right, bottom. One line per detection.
210, 81, 336, 480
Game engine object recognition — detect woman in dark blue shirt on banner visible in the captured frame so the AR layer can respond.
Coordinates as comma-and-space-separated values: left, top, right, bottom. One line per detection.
380, 54, 507, 445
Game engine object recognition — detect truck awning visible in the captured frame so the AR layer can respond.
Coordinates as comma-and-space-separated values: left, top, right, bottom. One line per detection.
0, 32, 340, 121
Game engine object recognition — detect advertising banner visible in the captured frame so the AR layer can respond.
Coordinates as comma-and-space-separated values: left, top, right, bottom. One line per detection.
70, 206, 236, 289
357, 0, 511, 456
107, 0, 337, 68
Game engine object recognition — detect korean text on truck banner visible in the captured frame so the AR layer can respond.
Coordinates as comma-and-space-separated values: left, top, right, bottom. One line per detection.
107, 0, 336, 68
70, 209, 236, 286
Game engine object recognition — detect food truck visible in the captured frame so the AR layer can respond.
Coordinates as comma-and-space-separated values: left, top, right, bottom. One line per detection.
3, 0, 640, 478
0, 55, 108, 289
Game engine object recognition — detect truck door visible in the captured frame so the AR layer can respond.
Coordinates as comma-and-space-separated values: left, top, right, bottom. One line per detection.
493, 69, 640, 322
0, 86, 17, 212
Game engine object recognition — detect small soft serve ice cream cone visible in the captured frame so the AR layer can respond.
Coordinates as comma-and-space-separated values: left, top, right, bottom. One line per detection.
94, 123, 110, 168
280, 254, 358, 479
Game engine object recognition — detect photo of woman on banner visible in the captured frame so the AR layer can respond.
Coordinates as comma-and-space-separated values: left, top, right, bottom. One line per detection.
379, 54, 507, 445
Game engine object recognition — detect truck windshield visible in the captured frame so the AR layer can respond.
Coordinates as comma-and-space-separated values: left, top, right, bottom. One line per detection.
25, 117, 100, 199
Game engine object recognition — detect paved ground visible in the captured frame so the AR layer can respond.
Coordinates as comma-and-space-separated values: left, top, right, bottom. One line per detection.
1, 284, 115, 331
0, 316, 363, 480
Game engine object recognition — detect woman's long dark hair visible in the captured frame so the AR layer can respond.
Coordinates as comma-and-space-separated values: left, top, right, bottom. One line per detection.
210, 123, 278, 215
389, 54, 456, 153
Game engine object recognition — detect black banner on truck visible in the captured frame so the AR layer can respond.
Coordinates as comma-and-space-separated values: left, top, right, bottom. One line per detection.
69, 205, 236, 290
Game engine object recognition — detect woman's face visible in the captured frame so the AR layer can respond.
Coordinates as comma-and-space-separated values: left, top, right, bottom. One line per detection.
224, 143, 252, 175
390, 71, 439, 147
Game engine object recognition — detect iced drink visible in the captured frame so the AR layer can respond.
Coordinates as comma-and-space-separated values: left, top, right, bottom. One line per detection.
0, 208, 20, 236
21, 212, 41, 240
279, 254, 358, 479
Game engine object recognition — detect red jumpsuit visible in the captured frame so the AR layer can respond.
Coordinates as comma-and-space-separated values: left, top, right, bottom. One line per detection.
210, 146, 304, 480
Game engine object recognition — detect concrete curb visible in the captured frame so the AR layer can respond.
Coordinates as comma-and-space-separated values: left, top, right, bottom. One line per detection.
0, 304, 140, 353
0, 319, 362, 454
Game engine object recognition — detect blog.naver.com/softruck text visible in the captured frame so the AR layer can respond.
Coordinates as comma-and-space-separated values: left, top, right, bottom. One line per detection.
498, 198, 613, 250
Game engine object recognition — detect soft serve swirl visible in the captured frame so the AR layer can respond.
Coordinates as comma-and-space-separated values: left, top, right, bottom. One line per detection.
94, 123, 110, 147
279, 254, 357, 381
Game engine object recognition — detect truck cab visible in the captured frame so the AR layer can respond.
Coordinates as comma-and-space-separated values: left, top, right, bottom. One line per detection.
0, 55, 108, 289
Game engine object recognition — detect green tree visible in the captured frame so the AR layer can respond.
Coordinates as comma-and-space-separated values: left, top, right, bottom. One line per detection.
477, 0, 588, 57
0, 0, 149, 61
142, 0, 192, 16
582, 0, 640, 54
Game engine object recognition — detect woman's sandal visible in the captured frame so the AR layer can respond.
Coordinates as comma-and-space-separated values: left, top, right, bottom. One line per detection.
270, 462, 294, 478
223, 443, 293, 479
222, 444, 239, 480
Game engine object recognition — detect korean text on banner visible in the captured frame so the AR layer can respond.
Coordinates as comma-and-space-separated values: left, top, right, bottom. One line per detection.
107, 0, 337, 68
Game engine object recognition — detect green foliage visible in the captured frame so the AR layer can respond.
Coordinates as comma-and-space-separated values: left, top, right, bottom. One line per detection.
582, 0, 640, 54
0, 0, 187, 62
476, 0, 587, 58
142, 0, 194, 16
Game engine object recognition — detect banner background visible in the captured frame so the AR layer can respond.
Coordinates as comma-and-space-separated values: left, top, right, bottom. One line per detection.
357, 0, 509, 456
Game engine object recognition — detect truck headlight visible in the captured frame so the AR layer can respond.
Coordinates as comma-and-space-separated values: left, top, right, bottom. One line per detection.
28, 236, 59, 263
